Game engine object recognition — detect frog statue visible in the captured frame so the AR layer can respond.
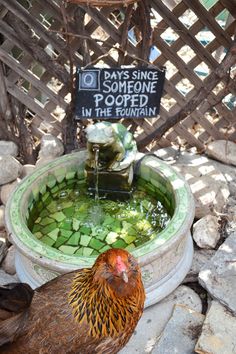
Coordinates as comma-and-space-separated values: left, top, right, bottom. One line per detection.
85, 121, 137, 171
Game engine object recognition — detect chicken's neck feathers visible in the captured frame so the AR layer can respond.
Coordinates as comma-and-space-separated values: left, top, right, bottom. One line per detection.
68, 268, 144, 339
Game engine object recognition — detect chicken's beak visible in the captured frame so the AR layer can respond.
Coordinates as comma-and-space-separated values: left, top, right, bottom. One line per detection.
121, 271, 128, 283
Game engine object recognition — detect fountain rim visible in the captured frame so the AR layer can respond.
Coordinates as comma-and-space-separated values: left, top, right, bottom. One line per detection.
5, 150, 195, 270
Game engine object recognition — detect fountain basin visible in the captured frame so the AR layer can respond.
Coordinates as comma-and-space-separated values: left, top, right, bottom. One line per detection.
5, 151, 194, 307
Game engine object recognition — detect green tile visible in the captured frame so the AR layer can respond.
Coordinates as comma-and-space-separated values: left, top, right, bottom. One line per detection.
150, 178, 167, 194
39, 217, 54, 226
41, 236, 55, 247
103, 215, 115, 226
55, 167, 66, 177
54, 236, 67, 248
51, 185, 59, 194
42, 191, 50, 202
89, 238, 105, 250
96, 230, 108, 241
60, 229, 73, 238
80, 226, 91, 235
34, 232, 43, 239
66, 232, 80, 246
60, 201, 73, 209
39, 209, 49, 218
63, 207, 74, 218
41, 222, 57, 235
125, 243, 136, 251
35, 217, 41, 224
139, 165, 150, 180
120, 235, 136, 244
39, 183, 47, 195
92, 250, 99, 256
51, 211, 66, 222
28, 192, 34, 206
112, 239, 127, 248
75, 247, 84, 256
47, 175, 57, 189
56, 175, 65, 183
106, 232, 118, 244
110, 220, 121, 232
32, 224, 42, 233
82, 247, 93, 256
48, 228, 59, 241
59, 245, 79, 255
37, 201, 43, 210
32, 186, 40, 199
60, 220, 72, 231
66, 171, 76, 180
72, 219, 80, 231
46, 201, 58, 214
99, 245, 111, 253
80, 235, 91, 247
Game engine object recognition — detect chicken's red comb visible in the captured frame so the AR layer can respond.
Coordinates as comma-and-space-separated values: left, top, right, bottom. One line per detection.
116, 256, 127, 273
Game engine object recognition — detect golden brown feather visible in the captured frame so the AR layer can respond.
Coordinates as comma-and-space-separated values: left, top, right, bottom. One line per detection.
0, 248, 145, 354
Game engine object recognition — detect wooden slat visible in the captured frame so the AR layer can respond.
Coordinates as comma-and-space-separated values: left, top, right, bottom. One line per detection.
0, 48, 67, 109
0, 0, 235, 150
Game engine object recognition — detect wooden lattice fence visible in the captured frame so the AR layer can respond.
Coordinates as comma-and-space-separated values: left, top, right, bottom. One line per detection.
0, 0, 235, 160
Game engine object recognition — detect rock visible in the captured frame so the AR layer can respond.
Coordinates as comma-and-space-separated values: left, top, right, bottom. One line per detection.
21, 164, 36, 178
38, 134, 64, 159
0, 155, 23, 185
0, 229, 7, 241
225, 199, 236, 236
195, 301, 236, 354
0, 140, 18, 157
0, 205, 5, 229
206, 140, 236, 166
184, 249, 215, 283
0, 269, 18, 285
199, 232, 236, 315
0, 178, 21, 205
35, 156, 56, 168
173, 163, 230, 219
0, 240, 7, 264
121, 285, 202, 354
152, 304, 205, 354
2, 245, 16, 274
192, 215, 220, 249
210, 160, 236, 196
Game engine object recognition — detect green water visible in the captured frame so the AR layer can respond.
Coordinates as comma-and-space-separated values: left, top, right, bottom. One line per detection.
27, 178, 171, 257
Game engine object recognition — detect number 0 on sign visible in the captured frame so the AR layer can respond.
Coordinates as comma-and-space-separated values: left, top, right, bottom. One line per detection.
75, 67, 165, 120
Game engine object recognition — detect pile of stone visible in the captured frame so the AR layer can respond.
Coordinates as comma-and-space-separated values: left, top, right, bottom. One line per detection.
122, 141, 236, 354
1, 137, 236, 354
0, 135, 64, 283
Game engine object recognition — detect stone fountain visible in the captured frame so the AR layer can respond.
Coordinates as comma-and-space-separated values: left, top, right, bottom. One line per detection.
85, 121, 137, 199
5, 122, 195, 307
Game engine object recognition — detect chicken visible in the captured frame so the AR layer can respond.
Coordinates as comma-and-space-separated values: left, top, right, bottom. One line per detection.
0, 248, 145, 354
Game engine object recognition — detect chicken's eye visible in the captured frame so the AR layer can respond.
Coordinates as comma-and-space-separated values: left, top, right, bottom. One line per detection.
106, 264, 113, 271
128, 256, 136, 267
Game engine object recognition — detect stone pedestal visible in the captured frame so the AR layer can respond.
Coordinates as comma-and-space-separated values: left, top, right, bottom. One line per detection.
85, 164, 134, 199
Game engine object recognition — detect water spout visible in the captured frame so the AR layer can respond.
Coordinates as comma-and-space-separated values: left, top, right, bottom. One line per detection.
89, 144, 104, 224
93, 144, 100, 202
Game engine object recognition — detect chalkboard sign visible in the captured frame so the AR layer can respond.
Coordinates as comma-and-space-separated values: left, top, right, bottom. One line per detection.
75, 67, 165, 120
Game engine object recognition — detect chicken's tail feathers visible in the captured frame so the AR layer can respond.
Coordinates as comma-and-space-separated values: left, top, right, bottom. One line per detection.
0, 283, 34, 346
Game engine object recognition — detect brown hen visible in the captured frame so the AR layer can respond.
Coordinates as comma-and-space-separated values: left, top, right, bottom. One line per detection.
0, 248, 145, 354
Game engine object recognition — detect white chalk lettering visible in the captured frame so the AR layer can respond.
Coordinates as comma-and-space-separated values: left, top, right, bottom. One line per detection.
82, 107, 92, 117
132, 70, 159, 81
115, 107, 157, 117
102, 80, 157, 94
94, 94, 103, 107
104, 70, 130, 80
95, 107, 112, 117
94, 94, 148, 108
